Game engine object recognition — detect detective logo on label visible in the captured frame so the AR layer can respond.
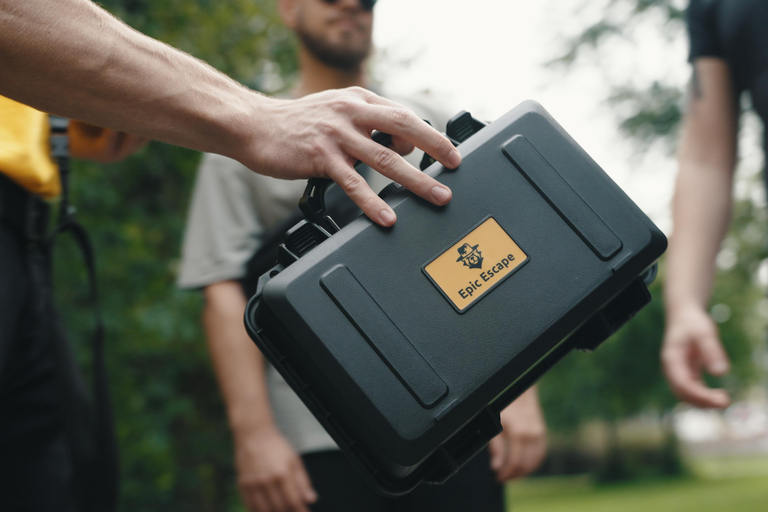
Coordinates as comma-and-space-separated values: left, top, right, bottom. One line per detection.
423, 217, 529, 312
456, 243, 483, 269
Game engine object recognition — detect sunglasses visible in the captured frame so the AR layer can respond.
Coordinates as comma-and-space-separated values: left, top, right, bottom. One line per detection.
320, 0, 377, 12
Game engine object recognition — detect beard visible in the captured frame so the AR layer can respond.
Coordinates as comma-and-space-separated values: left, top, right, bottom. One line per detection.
295, 20, 371, 71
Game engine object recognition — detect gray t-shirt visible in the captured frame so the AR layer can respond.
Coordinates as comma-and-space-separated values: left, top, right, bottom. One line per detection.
178, 92, 452, 454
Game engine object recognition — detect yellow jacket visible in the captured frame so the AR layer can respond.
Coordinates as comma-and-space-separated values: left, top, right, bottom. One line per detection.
0, 96, 147, 199
0, 96, 60, 198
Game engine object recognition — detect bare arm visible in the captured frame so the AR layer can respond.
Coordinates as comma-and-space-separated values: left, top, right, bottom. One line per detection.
203, 281, 315, 512
662, 58, 738, 408
0, 0, 265, 157
0, 0, 461, 226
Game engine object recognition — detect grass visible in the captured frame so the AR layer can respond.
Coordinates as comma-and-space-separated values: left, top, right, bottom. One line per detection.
506, 472, 768, 512
691, 454, 768, 480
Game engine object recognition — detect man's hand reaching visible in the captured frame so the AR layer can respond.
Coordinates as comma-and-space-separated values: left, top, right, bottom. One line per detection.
1, 3, 460, 227
238, 87, 461, 227
235, 426, 317, 512
662, 305, 731, 408
488, 387, 547, 482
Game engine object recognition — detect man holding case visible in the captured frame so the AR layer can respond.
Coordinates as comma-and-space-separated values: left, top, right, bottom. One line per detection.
1, 0, 462, 509
179, 1, 547, 511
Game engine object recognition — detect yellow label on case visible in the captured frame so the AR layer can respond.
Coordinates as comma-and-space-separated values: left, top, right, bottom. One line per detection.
424, 217, 528, 312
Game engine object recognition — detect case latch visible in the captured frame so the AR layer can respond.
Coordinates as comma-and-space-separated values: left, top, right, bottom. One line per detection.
419, 111, 487, 170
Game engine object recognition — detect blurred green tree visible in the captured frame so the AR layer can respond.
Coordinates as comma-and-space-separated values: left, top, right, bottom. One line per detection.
53, 1, 298, 510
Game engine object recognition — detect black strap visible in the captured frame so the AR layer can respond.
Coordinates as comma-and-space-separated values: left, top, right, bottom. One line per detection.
48, 116, 119, 512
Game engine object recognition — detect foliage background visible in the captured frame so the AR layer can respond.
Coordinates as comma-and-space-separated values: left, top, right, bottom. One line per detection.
52, 0, 767, 510
55, 1, 297, 510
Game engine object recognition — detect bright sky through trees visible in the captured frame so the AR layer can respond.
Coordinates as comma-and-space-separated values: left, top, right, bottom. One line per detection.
373, 0, 691, 233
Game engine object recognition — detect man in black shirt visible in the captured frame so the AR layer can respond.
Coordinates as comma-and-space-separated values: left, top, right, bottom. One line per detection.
663, 0, 768, 408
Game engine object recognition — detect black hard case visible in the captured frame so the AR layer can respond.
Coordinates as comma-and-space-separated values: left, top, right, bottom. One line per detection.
244, 101, 667, 495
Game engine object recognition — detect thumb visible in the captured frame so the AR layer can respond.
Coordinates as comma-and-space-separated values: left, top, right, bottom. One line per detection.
699, 333, 730, 376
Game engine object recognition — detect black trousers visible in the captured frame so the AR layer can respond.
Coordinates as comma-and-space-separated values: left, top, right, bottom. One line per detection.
0, 223, 73, 510
303, 448, 505, 512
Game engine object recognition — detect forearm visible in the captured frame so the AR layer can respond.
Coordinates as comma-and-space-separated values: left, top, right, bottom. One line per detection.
2, 0, 462, 225
665, 59, 738, 318
664, 160, 733, 316
0, 0, 264, 158
203, 281, 276, 436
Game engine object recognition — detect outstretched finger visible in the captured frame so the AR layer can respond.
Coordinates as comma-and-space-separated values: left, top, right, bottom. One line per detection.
698, 333, 731, 376
277, 475, 310, 512
347, 135, 452, 208
358, 104, 461, 170
662, 343, 730, 408
487, 436, 507, 481
498, 434, 523, 482
516, 436, 547, 479
677, 379, 730, 409
292, 458, 317, 505
506, 442, 530, 481
324, 155, 397, 227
